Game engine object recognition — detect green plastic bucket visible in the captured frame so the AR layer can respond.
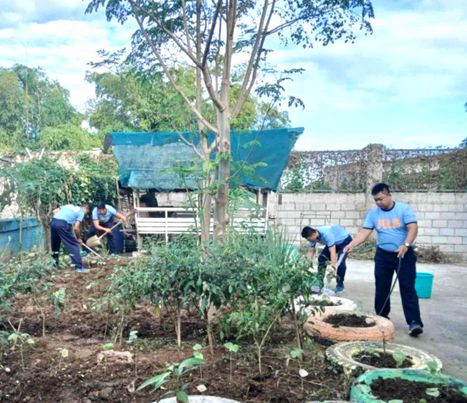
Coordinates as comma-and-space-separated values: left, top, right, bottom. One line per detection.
415, 272, 434, 298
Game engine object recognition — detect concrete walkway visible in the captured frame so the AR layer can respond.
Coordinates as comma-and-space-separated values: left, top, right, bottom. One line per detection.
337, 259, 467, 381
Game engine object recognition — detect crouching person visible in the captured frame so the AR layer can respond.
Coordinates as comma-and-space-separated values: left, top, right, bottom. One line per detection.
88, 202, 125, 254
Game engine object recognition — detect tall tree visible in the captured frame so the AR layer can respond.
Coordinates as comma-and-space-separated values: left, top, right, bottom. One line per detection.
0, 65, 80, 150
87, 0, 374, 238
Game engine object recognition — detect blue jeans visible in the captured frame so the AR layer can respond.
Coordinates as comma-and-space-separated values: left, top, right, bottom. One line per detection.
374, 247, 423, 326
51, 218, 84, 270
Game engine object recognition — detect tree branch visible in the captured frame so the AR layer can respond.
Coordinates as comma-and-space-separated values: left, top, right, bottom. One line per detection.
132, 10, 218, 134
231, 0, 276, 119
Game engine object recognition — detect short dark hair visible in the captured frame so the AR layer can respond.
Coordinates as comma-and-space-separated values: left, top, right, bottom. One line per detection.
371, 183, 391, 195
96, 201, 106, 210
301, 226, 317, 238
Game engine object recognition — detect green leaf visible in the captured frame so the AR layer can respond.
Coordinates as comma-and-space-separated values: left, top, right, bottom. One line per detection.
425, 388, 440, 397
176, 390, 189, 403
137, 371, 171, 391
224, 342, 239, 353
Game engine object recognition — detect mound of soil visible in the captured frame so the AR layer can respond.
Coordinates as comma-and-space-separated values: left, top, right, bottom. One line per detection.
324, 313, 375, 328
371, 378, 467, 403
352, 351, 413, 368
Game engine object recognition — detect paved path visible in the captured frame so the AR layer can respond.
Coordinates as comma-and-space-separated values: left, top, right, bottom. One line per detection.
337, 259, 467, 381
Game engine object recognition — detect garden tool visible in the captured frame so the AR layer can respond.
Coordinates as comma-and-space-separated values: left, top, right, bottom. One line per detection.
86, 221, 123, 248
81, 242, 105, 260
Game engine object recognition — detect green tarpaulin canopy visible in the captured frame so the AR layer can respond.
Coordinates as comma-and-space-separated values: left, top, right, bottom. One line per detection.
109, 127, 303, 191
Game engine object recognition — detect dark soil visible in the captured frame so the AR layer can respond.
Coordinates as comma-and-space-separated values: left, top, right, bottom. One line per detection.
324, 313, 375, 328
371, 377, 467, 403
352, 351, 413, 368
0, 257, 350, 403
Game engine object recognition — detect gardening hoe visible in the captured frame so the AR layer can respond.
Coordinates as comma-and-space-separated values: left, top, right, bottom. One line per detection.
81, 242, 105, 260
86, 221, 123, 248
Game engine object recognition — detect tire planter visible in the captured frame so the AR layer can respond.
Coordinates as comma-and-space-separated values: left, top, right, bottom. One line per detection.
295, 295, 357, 316
159, 396, 241, 403
304, 311, 395, 343
326, 341, 442, 378
350, 369, 467, 402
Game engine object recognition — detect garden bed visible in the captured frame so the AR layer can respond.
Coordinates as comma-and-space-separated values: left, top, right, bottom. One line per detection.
0, 257, 349, 403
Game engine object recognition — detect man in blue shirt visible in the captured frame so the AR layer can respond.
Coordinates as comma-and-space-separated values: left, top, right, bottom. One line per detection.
345, 183, 423, 337
301, 225, 352, 293
87, 201, 126, 254
51, 203, 90, 272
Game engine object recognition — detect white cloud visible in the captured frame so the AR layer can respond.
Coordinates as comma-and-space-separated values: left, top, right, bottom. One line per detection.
0, 0, 465, 151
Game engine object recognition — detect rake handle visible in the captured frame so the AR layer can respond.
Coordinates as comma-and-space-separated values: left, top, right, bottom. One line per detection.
97, 221, 123, 240
81, 242, 104, 260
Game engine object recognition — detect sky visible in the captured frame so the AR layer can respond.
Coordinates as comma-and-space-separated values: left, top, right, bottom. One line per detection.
0, 0, 466, 151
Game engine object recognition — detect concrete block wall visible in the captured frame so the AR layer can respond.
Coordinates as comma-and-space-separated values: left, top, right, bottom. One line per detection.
270, 192, 467, 262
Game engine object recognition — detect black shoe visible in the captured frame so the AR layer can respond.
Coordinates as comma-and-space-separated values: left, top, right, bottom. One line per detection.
409, 322, 423, 337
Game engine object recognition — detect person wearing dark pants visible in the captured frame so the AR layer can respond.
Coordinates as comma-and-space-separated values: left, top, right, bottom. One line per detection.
345, 182, 423, 337
87, 202, 126, 254
375, 247, 420, 324
51, 203, 90, 272
301, 225, 353, 293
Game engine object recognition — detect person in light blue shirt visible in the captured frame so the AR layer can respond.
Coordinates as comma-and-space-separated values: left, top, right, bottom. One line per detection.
87, 201, 126, 254
301, 225, 352, 293
345, 183, 423, 337
51, 203, 90, 272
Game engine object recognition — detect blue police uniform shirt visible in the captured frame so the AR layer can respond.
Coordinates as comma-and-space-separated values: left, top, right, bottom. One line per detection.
92, 204, 117, 223
53, 205, 85, 224
363, 201, 417, 252
308, 225, 350, 248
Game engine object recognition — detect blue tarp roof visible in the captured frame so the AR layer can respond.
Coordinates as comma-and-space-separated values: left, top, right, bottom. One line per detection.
110, 127, 303, 191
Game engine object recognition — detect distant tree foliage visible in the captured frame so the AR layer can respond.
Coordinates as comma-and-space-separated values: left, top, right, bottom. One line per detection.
86, 62, 290, 134
0, 65, 99, 152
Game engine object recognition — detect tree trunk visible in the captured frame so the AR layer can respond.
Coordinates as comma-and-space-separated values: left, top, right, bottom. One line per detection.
214, 102, 231, 238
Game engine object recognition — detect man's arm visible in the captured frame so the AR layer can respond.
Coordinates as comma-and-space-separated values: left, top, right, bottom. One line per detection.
93, 219, 112, 233
307, 246, 316, 261
328, 245, 338, 267
344, 228, 373, 253
396, 222, 418, 258
73, 222, 83, 244
115, 211, 126, 221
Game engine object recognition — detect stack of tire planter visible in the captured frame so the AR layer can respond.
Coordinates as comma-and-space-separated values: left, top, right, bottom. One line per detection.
350, 369, 467, 402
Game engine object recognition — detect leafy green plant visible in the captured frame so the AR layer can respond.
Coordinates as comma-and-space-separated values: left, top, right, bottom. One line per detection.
50, 287, 67, 316
392, 349, 406, 368
127, 330, 139, 376
137, 346, 204, 403
224, 342, 240, 383
7, 321, 35, 371
55, 347, 69, 375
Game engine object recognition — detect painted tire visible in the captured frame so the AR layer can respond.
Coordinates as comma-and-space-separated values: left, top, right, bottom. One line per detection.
304, 311, 395, 343
295, 296, 357, 316
350, 369, 467, 402
326, 341, 442, 378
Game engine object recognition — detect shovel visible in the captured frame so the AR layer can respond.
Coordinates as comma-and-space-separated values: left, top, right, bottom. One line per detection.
86, 221, 123, 248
